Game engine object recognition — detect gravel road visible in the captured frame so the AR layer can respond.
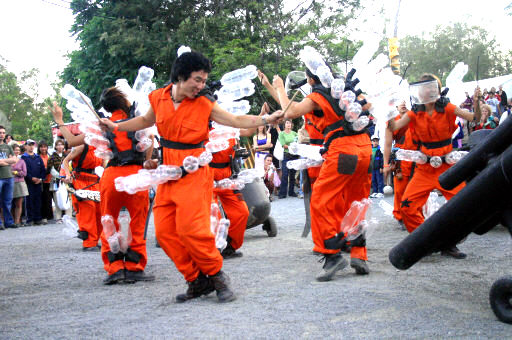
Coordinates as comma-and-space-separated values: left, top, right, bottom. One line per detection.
1, 195, 511, 339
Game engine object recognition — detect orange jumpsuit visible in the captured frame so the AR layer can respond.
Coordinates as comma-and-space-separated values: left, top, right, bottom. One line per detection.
149, 84, 223, 282
390, 119, 417, 222
210, 138, 249, 250
99, 109, 149, 275
308, 92, 372, 260
71, 145, 103, 248
400, 102, 465, 233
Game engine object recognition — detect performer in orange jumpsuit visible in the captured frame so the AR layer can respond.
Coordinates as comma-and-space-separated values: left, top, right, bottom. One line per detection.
210, 137, 249, 258
99, 87, 155, 285
383, 103, 418, 229
388, 74, 481, 259
210, 109, 267, 258
100, 50, 283, 303
273, 67, 372, 281
62, 144, 103, 251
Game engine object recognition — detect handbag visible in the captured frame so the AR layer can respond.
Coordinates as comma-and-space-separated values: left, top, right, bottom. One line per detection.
273, 140, 284, 161
56, 183, 71, 211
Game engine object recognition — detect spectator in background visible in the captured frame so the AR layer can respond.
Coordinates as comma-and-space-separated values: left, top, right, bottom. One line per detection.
498, 85, 508, 114
370, 136, 384, 198
263, 154, 279, 201
486, 90, 501, 118
21, 139, 45, 226
252, 121, 273, 173
38, 140, 53, 224
4, 134, 13, 145
47, 139, 70, 224
0, 126, 17, 230
278, 119, 298, 199
474, 104, 497, 130
460, 92, 473, 112
11, 144, 28, 228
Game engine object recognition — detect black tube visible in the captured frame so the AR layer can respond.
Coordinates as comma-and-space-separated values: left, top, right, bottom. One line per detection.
389, 144, 512, 270
439, 115, 512, 190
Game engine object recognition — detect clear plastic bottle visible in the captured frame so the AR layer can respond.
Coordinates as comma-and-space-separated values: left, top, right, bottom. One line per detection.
182, 156, 199, 173
136, 137, 152, 152
198, 151, 213, 166
316, 65, 334, 88
352, 115, 369, 131
117, 210, 132, 253
156, 164, 182, 181
299, 46, 326, 74
132, 66, 155, 92
220, 65, 258, 85
115, 79, 134, 103
330, 79, 345, 99
219, 100, 251, 116
345, 102, 363, 122
217, 80, 255, 102
205, 140, 230, 153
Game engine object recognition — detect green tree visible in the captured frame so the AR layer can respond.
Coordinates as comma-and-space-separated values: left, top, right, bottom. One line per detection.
399, 23, 512, 84
63, 0, 362, 110
0, 58, 55, 142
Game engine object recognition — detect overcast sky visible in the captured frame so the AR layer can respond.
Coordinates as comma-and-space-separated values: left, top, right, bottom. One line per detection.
0, 0, 511, 97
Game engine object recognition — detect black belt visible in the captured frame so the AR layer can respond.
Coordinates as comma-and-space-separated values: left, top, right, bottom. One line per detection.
321, 130, 349, 155
322, 120, 345, 137
310, 138, 324, 145
74, 168, 95, 174
160, 137, 204, 150
209, 162, 230, 169
106, 159, 144, 168
413, 138, 451, 149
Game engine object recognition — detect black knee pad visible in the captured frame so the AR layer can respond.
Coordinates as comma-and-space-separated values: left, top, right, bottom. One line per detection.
77, 230, 89, 241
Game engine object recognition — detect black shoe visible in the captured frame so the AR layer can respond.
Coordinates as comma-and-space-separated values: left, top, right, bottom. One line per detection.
441, 246, 467, 259
210, 270, 236, 303
316, 253, 348, 282
350, 258, 370, 275
289, 192, 298, 197
0, 225, 4, 230
124, 270, 155, 283
5, 224, 18, 229
34, 220, 43, 226
278, 195, 286, 199
176, 273, 215, 303
103, 269, 125, 285
221, 244, 243, 259
82, 246, 100, 252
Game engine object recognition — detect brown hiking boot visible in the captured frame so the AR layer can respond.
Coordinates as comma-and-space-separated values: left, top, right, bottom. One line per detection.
210, 270, 236, 303
175, 273, 215, 303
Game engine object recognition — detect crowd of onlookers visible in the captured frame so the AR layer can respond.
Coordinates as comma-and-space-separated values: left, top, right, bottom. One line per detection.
256, 84, 512, 201
0, 126, 71, 230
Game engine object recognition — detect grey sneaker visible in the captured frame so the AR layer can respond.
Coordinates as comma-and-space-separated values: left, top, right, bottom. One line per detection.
316, 253, 348, 282
350, 258, 370, 275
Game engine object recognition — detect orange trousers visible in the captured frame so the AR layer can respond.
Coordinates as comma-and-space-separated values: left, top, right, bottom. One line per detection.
99, 165, 149, 275
392, 161, 413, 222
153, 166, 222, 282
72, 175, 102, 248
213, 188, 249, 250
401, 163, 465, 233
310, 140, 372, 260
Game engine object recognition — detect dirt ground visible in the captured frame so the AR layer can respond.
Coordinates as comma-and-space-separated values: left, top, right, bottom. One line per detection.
1, 195, 511, 339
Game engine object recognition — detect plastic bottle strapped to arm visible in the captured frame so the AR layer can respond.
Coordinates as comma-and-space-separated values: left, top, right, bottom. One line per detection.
114, 151, 214, 194
340, 198, 371, 241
